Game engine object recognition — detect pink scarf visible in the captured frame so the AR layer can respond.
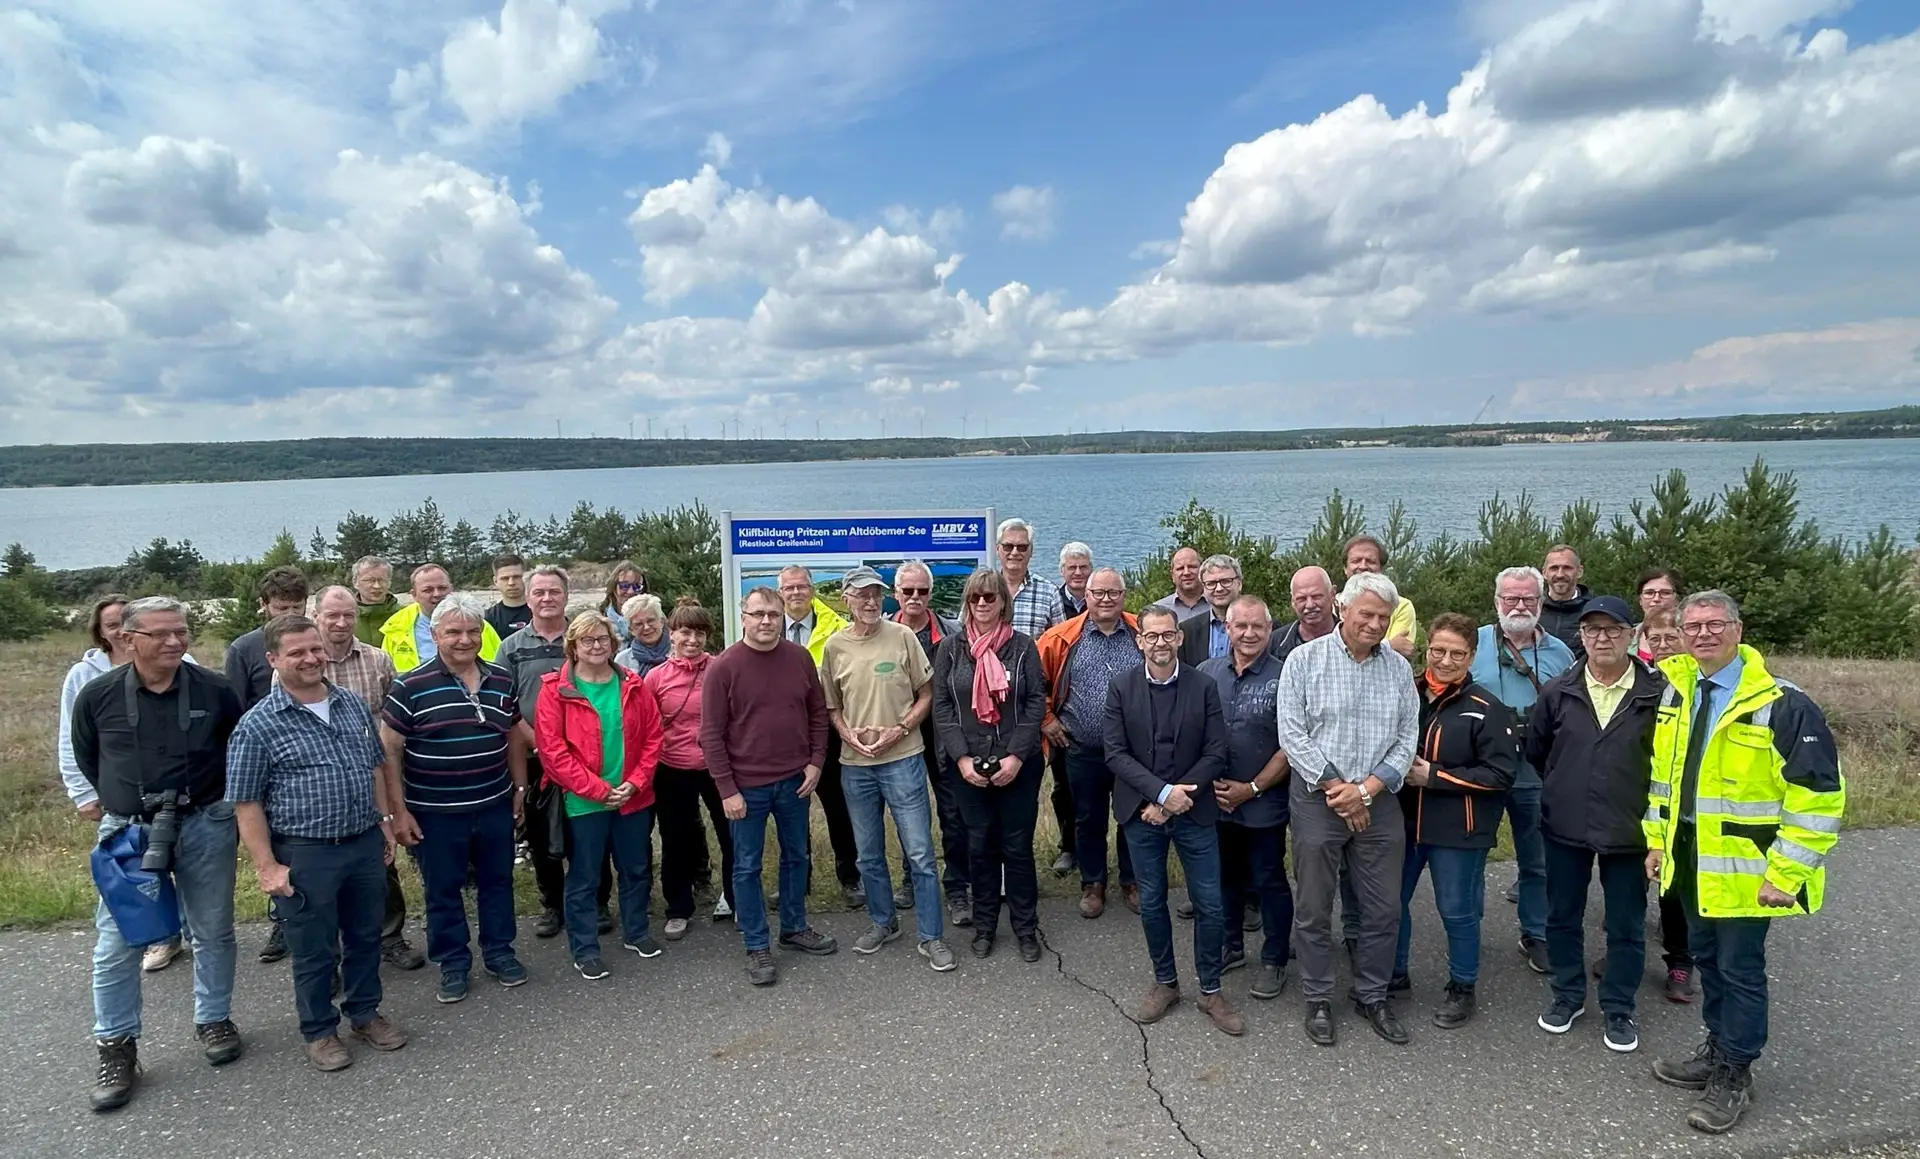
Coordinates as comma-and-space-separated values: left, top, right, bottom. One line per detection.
969, 621, 1013, 725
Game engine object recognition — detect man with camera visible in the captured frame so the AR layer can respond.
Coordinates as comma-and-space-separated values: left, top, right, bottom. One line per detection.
70, 596, 248, 1113
228, 614, 408, 1072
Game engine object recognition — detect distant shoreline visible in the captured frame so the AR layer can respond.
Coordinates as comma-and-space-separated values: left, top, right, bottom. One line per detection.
1, 405, 1914, 490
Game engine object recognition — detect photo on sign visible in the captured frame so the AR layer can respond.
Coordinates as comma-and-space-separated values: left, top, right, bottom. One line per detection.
740, 559, 981, 620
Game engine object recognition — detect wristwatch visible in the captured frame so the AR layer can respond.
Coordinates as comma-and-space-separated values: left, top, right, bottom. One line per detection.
1249, 782, 1263, 798
380, 813, 395, 823
1357, 784, 1374, 808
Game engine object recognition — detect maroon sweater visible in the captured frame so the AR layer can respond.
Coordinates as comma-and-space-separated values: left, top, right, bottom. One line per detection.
700, 640, 828, 798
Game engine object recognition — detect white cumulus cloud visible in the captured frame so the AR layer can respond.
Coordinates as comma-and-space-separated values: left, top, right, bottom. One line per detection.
992, 184, 1056, 242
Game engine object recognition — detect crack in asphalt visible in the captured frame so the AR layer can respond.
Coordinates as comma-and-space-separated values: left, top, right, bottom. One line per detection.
1043, 935, 1209, 1159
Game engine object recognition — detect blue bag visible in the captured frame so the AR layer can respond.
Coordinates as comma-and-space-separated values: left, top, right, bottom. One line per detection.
89, 825, 182, 947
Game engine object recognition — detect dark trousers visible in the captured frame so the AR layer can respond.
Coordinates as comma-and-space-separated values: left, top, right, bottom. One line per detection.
411, 800, 517, 974
1293, 777, 1405, 1004
919, 721, 970, 901
1503, 773, 1548, 941
1675, 826, 1771, 1065
952, 760, 1042, 939
810, 732, 862, 890
1659, 890, 1694, 969
381, 863, 408, 944
271, 828, 385, 1041
1545, 837, 1646, 1015
1123, 814, 1225, 991
1064, 744, 1134, 888
1219, 821, 1292, 967
656, 764, 734, 919
1047, 744, 1076, 856
526, 762, 613, 914
564, 808, 655, 962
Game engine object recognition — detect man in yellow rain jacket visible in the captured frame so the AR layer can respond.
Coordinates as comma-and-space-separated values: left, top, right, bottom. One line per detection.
1643, 589, 1842, 1136
379, 564, 500, 673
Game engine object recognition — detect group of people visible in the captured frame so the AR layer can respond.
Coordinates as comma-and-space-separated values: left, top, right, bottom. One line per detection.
57, 524, 1843, 1138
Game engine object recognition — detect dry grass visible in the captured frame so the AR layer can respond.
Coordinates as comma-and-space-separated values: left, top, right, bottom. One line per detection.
2, 631, 1912, 929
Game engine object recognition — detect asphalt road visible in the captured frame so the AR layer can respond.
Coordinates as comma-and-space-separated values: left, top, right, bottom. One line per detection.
3, 829, 1916, 1159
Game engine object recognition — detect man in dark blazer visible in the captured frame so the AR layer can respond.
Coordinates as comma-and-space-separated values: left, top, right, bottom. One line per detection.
1103, 605, 1238, 1035
1176, 554, 1242, 668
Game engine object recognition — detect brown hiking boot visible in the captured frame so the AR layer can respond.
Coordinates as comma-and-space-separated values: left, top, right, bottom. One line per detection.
1079, 883, 1106, 919
1122, 883, 1141, 914
1197, 992, 1246, 1036
350, 1014, 408, 1052
1134, 982, 1181, 1024
306, 1036, 352, 1073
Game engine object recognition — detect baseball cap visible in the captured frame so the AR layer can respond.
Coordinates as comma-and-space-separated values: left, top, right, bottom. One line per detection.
842, 566, 886, 591
1579, 594, 1634, 626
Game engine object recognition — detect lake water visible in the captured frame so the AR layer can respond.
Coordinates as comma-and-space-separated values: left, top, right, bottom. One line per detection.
3, 439, 1916, 570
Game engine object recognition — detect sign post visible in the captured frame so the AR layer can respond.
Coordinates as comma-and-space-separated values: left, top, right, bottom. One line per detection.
719, 509, 997, 644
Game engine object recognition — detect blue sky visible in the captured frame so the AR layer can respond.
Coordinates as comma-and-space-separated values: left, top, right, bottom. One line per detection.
2, 0, 1917, 443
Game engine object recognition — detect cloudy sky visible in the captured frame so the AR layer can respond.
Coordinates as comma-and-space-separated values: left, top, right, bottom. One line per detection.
2, 0, 1917, 444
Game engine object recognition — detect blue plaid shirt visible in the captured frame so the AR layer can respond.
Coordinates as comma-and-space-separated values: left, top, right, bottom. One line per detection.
226, 682, 385, 839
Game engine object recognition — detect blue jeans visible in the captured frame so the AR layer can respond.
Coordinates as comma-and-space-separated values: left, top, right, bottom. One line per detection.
1396, 843, 1490, 985
564, 807, 655, 962
842, 755, 944, 943
270, 827, 385, 1041
410, 800, 517, 974
731, 773, 814, 952
1676, 826, 1771, 1064
92, 803, 238, 1039
1064, 744, 1134, 888
1122, 814, 1225, 992
1504, 773, 1547, 941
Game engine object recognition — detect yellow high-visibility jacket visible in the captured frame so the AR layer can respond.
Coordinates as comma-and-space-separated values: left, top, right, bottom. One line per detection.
1646, 645, 1844, 918
379, 602, 501, 673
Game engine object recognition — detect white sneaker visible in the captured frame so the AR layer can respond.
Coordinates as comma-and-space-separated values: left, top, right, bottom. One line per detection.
711, 895, 733, 919
142, 938, 188, 973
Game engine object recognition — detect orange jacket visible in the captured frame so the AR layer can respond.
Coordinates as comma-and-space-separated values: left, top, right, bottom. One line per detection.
1035, 610, 1141, 736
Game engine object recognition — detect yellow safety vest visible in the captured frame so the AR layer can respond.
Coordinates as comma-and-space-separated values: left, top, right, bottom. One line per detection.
1645, 645, 1844, 919
379, 602, 502, 673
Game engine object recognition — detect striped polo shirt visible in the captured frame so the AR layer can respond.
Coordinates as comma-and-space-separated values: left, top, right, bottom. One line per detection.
381, 655, 521, 812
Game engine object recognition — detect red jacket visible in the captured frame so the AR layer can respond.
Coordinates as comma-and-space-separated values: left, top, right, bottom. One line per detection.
533, 662, 662, 814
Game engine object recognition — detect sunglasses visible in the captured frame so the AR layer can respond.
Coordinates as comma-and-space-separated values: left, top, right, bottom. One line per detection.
897, 587, 930, 597
968, 593, 1001, 604
617, 581, 646, 592
998, 542, 1031, 553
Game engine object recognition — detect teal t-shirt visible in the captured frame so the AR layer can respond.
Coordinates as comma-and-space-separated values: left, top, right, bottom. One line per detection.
567, 675, 626, 817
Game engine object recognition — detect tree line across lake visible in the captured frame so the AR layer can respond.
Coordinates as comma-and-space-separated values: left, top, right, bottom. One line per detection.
0, 407, 1916, 488
2, 459, 1916, 659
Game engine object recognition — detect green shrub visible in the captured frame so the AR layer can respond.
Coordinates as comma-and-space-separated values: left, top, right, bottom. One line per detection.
0, 577, 58, 641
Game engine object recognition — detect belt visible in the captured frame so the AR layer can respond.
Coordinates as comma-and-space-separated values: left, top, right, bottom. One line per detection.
274, 827, 379, 846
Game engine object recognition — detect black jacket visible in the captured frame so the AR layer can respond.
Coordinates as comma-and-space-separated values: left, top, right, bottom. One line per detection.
1526, 658, 1664, 854
931, 631, 1047, 768
70, 661, 244, 818
1102, 664, 1228, 825
1177, 611, 1223, 668
1400, 680, 1519, 849
1538, 584, 1593, 661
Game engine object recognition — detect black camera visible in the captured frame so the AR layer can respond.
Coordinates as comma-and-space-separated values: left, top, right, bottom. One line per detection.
975, 756, 1002, 779
140, 790, 182, 873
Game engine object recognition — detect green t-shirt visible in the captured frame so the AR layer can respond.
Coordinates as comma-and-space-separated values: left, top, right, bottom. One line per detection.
567, 675, 626, 817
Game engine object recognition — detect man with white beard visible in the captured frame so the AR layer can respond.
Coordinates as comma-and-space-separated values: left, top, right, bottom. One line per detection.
1469, 566, 1575, 976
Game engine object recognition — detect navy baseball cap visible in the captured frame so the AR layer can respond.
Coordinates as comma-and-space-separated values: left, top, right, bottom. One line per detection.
1579, 595, 1634, 626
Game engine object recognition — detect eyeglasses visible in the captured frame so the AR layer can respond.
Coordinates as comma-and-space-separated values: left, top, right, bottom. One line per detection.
1681, 619, 1737, 637
1425, 647, 1472, 662
1201, 578, 1239, 589
578, 636, 615, 649
1579, 624, 1628, 640
897, 587, 930, 597
1496, 595, 1541, 608
998, 542, 1031, 553
968, 593, 1000, 604
1139, 631, 1182, 644
1641, 587, 1677, 599
617, 581, 645, 593
128, 629, 193, 641
743, 610, 782, 620
1087, 588, 1125, 599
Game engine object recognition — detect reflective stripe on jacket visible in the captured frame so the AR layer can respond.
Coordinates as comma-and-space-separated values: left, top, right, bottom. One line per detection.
1645, 645, 1844, 919
379, 602, 501, 673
